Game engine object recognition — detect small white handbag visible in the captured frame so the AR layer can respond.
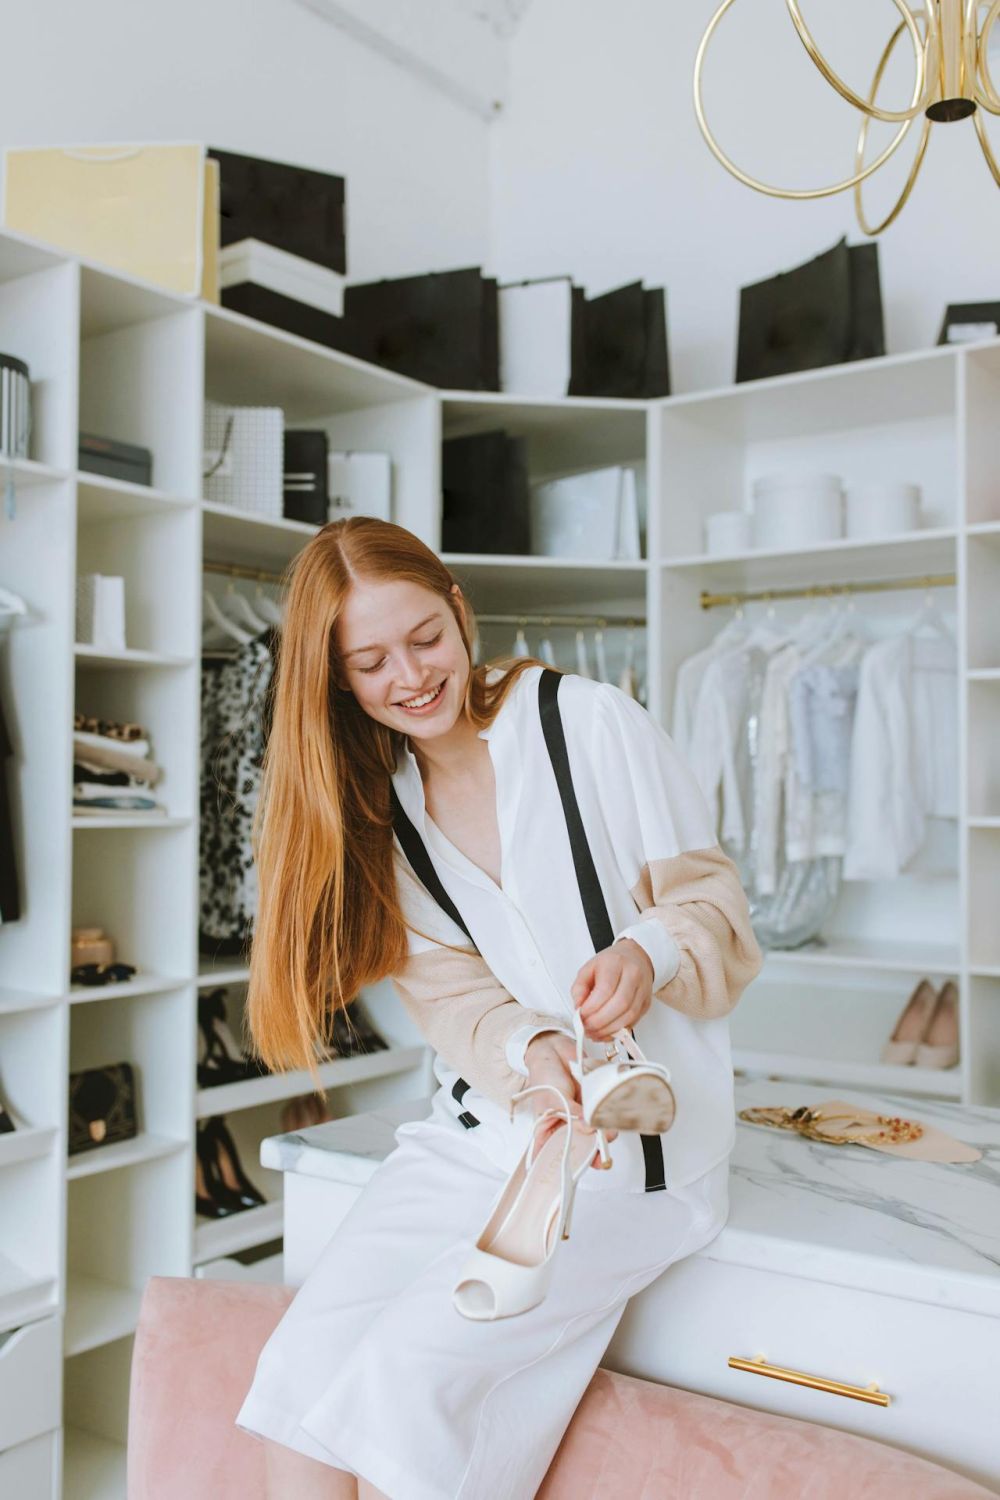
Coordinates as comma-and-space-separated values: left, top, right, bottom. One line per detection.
569, 1005, 677, 1135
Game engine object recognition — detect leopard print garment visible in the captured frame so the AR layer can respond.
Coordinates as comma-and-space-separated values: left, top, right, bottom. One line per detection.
199, 638, 274, 955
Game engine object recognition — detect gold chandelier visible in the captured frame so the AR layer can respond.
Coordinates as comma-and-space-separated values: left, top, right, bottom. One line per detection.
694, 1, 1000, 234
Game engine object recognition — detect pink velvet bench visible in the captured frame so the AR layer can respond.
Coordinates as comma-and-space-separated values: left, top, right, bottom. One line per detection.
127, 1277, 996, 1499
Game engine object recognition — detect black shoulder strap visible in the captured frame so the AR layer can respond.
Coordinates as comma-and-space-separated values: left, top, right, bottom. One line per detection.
389, 781, 476, 948
537, 668, 614, 952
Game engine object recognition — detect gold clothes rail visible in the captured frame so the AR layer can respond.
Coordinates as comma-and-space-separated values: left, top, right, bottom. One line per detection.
700, 572, 956, 611
204, 560, 287, 586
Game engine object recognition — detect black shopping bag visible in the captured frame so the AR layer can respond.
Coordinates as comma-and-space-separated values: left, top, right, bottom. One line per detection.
344, 269, 500, 390
569, 281, 672, 398
209, 147, 346, 273
442, 430, 530, 554
736, 236, 885, 383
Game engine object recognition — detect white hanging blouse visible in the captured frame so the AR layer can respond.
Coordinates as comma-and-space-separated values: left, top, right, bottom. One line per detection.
389, 664, 762, 1195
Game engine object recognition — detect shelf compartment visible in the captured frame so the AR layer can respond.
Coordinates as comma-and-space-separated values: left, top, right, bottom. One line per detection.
197, 958, 250, 989
0, 456, 69, 488
72, 813, 191, 829
965, 529, 1000, 670
194, 1198, 283, 1264
762, 937, 960, 976
205, 301, 424, 417
195, 1042, 428, 1116
730, 975, 965, 1099
66, 1133, 186, 1181
0, 986, 60, 1017
77, 472, 197, 520
64, 1272, 143, 1357
661, 528, 957, 593
69, 969, 191, 1006
967, 976, 1000, 1102
442, 392, 647, 475
74, 645, 194, 669
63, 1426, 126, 1500
0, 1125, 57, 1171
0, 1249, 57, 1334
968, 827, 1000, 967
202, 499, 318, 571
446, 554, 649, 613
72, 824, 196, 980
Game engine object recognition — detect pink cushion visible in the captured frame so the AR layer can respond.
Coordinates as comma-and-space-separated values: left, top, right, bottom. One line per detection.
128, 1277, 994, 1500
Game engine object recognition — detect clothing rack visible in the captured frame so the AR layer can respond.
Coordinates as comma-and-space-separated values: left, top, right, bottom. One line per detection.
476, 612, 645, 628
204, 559, 287, 586
699, 572, 957, 611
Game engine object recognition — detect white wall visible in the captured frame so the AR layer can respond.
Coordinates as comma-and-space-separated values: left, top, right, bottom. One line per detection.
489, 0, 1000, 393
0, 0, 491, 282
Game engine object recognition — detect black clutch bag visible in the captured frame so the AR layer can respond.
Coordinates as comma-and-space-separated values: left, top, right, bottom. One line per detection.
68, 1062, 138, 1155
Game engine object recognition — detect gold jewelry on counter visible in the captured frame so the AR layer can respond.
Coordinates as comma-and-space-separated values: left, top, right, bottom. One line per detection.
739, 1104, 924, 1148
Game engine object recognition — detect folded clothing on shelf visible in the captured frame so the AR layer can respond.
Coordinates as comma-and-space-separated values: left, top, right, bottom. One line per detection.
73, 713, 165, 814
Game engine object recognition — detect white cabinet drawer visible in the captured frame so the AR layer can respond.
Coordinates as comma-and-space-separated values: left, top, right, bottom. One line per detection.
0, 1317, 61, 1452
0, 1430, 56, 1497
606, 1257, 1000, 1491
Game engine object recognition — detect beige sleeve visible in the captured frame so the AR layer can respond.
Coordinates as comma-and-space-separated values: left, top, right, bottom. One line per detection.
628, 844, 763, 1021
391, 945, 567, 1109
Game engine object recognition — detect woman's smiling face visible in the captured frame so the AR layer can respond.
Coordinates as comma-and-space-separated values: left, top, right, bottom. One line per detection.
335, 577, 470, 738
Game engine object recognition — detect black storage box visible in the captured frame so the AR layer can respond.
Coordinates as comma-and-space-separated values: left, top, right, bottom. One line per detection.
442, 430, 530, 554
284, 429, 329, 525
79, 432, 153, 487
209, 147, 347, 274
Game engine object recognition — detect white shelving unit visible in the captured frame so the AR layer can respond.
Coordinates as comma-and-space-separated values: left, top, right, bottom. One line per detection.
0, 223, 995, 1495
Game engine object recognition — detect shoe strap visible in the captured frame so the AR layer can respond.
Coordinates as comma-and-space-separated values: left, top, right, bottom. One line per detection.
572, 1004, 646, 1067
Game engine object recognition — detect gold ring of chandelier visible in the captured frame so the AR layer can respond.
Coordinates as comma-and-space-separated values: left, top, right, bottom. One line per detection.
694, 0, 1000, 232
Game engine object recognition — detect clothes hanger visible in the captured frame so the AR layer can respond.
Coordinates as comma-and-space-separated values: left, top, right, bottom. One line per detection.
0, 584, 27, 621
593, 626, 609, 684
513, 625, 530, 658
905, 588, 955, 642
222, 582, 269, 634
252, 583, 284, 627
618, 625, 639, 699
539, 633, 556, 667
202, 590, 254, 646
574, 628, 591, 678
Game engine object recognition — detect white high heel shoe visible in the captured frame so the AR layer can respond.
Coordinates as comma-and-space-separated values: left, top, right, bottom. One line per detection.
569, 1006, 677, 1134
452, 1083, 612, 1322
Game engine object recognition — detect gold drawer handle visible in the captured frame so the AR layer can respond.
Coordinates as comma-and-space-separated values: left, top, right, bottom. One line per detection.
729, 1356, 891, 1407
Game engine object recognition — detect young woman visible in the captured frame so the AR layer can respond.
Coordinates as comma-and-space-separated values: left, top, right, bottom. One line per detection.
235, 517, 762, 1500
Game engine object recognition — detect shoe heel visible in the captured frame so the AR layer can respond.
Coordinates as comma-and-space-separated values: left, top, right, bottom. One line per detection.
596, 1128, 613, 1170
561, 1184, 577, 1241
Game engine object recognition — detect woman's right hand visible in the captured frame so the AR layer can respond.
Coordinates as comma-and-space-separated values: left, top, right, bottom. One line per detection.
522, 1032, 617, 1169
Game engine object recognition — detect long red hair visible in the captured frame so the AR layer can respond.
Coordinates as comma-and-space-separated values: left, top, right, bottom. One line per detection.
246, 516, 542, 1075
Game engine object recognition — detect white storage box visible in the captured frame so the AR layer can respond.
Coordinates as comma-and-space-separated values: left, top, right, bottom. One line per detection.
75, 574, 126, 651
845, 480, 920, 539
704, 510, 752, 555
0, 1317, 61, 1452
752, 472, 842, 550
530, 465, 641, 560
328, 451, 392, 523
203, 401, 284, 517
220, 238, 346, 318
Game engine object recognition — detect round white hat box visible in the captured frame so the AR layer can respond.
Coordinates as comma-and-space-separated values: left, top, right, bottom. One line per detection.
751, 472, 843, 550
704, 510, 752, 555
844, 481, 920, 539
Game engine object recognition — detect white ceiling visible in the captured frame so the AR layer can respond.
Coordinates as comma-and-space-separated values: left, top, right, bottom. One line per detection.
451, 0, 534, 39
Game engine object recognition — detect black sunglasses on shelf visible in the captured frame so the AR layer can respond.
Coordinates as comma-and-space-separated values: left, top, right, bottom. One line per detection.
70, 962, 137, 987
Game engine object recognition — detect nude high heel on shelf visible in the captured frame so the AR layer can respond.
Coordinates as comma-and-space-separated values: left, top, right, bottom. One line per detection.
452, 1083, 611, 1323
915, 980, 960, 1070
569, 1005, 677, 1134
881, 978, 939, 1065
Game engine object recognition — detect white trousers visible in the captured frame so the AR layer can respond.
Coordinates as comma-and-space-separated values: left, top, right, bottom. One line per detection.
236, 1108, 730, 1500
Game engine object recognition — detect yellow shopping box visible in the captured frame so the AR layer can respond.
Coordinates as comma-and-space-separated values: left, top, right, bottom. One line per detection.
3, 142, 219, 300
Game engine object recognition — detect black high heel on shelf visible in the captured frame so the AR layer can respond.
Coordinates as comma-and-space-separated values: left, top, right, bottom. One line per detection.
197, 988, 265, 1088
332, 998, 389, 1057
201, 1115, 266, 1211
194, 1123, 244, 1218
0, 1097, 15, 1134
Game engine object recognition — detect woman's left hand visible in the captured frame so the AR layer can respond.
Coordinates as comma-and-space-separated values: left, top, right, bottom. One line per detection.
571, 939, 654, 1041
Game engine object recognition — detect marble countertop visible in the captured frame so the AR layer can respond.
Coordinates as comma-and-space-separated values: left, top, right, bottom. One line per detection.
261, 1078, 1000, 1318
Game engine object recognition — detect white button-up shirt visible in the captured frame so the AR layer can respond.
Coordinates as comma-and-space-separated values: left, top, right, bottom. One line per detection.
390, 664, 761, 1193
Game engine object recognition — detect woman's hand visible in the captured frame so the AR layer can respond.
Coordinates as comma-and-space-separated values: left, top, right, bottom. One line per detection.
522, 1033, 617, 1169
571, 938, 654, 1042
